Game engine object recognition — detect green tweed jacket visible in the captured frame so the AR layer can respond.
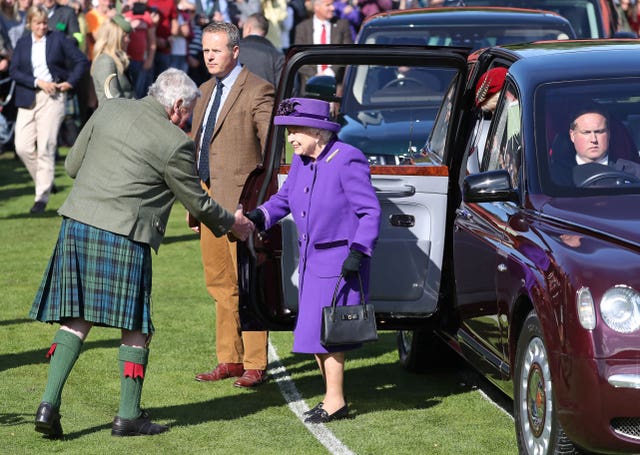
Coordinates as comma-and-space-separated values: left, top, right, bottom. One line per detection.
91, 53, 134, 106
60, 96, 235, 252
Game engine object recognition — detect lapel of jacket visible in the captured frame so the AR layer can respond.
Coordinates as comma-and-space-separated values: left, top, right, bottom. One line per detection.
44, 31, 52, 69
213, 67, 248, 136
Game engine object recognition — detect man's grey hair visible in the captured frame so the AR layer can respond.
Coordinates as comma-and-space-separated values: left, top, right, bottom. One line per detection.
148, 68, 201, 109
202, 21, 240, 49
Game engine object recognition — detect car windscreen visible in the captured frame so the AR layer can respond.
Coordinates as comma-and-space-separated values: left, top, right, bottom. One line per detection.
443, 0, 602, 39
537, 78, 640, 196
337, 63, 457, 165
359, 24, 573, 49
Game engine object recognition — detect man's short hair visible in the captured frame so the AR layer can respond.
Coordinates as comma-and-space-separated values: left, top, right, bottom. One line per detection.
569, 103, 609, 130
203, 21, 240, 49
246, 13, 269, 35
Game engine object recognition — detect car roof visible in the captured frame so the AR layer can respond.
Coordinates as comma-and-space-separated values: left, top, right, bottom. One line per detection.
491, 40, 640, 87
360, 6, 574, 29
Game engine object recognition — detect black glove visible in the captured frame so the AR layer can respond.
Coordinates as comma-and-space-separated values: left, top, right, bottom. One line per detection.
341, 249, 365, 277
245, 209, 265, 231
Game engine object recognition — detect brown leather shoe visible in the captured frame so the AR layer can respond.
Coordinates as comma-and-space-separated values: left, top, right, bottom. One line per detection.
195, 363, 244, 382
233, 369, 268, 388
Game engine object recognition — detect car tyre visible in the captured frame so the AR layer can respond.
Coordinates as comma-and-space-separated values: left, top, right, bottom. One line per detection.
397, 328, 457, 373
514, 311, 579, 455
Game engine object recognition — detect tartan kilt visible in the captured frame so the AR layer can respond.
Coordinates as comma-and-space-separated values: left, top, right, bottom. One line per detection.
30, 218, 154, 334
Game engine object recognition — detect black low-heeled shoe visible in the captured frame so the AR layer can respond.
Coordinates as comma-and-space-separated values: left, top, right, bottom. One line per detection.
304, 404, 349, 424
34, 401, 63, 439
304, 402, 324, 416
111, 410, 169, 437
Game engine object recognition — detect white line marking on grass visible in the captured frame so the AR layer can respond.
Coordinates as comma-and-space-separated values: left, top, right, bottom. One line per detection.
267, 341, 355, 455
476, 388, 514, 421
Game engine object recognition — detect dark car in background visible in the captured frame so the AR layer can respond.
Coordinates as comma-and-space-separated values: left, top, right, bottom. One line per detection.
443, 0, 632, 39
238, 40, 640, 454
339, 7, 575, 165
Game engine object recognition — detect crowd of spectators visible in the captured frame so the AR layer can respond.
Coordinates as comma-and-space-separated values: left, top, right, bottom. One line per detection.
0, 0, 443, 161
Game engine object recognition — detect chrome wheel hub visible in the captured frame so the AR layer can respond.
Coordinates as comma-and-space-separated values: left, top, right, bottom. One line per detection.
519, 336, 553, 455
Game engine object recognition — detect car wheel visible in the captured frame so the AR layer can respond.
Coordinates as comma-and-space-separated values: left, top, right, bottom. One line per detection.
514, 311, 579, 455
397, 328, 455, 373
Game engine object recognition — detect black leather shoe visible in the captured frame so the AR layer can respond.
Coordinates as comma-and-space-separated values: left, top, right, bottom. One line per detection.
304, 402, 323, 416
30, 201, 47, 214
34, 401, 63, 438
304, 404, 349, 424
111, 410, 169, 437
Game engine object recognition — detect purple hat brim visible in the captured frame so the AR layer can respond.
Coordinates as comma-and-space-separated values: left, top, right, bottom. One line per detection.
274, 115, 340, 133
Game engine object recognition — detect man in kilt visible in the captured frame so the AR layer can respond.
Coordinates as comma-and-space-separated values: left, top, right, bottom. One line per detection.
28, 68, 254, 438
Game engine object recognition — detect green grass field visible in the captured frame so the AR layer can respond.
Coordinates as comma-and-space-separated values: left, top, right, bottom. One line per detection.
0, 150, 518, 454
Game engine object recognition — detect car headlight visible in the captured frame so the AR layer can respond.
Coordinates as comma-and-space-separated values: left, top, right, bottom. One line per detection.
600, 285, 640, 333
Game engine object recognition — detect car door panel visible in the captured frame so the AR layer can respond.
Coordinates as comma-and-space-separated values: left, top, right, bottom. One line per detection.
238, 45, 469, 330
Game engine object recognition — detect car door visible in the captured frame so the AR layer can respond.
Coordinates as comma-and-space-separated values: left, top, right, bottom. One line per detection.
237, 45, 469, 330
453, 80, 523, 386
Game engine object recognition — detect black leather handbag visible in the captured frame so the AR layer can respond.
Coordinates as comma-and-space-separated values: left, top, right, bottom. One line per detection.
320, 273, 378, 347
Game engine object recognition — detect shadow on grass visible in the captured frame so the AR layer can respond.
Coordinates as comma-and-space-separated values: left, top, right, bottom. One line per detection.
162, 233, 199, 245
0, 338, 120, 374
0, 317, 32, 327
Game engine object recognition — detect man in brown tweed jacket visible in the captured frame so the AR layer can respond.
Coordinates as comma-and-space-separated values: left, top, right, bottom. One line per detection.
189, 21, 274, 388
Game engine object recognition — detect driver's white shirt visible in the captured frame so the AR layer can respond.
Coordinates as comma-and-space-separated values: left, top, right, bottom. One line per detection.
576, 154, 609, 166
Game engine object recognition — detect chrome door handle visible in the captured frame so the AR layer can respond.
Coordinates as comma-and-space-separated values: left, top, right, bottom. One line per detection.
375, 184, 416, 197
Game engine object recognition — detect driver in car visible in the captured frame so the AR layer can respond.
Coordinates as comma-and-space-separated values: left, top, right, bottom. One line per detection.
551, 105, 640, 185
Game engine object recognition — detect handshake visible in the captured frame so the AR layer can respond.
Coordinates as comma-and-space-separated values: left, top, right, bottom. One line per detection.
228, 206, 265, 241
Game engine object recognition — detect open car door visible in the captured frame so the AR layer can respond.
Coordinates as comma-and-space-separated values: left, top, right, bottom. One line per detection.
238, 44, 469, 330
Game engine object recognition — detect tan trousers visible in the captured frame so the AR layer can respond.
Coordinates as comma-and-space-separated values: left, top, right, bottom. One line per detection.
14, 91, 65, 203
200, 225, 268, 370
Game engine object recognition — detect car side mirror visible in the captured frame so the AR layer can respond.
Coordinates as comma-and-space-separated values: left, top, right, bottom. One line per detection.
305, 75, 339, 102
463, 169, 519, 204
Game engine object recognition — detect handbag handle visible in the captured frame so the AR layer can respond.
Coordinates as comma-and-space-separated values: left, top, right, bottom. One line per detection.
329, 272, 369, 318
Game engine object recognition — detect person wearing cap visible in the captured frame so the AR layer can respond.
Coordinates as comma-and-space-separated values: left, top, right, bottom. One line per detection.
10, 5, 89, 214
246, 97, 381, 424
91, 15, 134, 105
475, 66, 507, 114
467, 66, 507, 174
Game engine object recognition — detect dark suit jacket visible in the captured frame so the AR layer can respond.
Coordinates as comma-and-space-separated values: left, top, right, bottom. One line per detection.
239, 35, 285, 88
9, 30, 89, 108
294, 16, 354, 46
47, 4, 80, 38
293, 16, 353, 90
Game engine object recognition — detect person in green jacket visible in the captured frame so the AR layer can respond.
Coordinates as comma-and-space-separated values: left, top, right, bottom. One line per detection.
29, 68, 254, 439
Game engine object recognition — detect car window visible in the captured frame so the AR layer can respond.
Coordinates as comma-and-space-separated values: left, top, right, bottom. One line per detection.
338, 63, 457, 165
424, 75, 458, 163
359, 25, 573, 49
482, 84, 522, 188
443, 0, 604, 39
537, 78, 640, 195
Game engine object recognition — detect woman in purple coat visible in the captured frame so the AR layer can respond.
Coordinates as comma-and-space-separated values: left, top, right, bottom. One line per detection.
247, 98, 381, 424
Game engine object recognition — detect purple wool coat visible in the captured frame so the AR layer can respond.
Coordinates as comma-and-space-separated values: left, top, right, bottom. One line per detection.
259, 139, 381, 354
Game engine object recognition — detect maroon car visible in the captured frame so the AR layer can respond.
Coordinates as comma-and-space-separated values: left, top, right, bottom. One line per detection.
238, 41, 640, 454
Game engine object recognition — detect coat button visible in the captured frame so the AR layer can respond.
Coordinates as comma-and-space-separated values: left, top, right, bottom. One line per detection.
301, 211, 306, 217
304, 186, 309, 193
310, 164, 315, 171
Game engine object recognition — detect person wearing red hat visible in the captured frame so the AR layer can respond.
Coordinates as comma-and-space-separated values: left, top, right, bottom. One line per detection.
467, 66, 508, 173
475, 66, 508, 113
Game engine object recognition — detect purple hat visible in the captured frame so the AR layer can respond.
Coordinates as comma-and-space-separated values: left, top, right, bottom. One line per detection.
273, 98, 340, 133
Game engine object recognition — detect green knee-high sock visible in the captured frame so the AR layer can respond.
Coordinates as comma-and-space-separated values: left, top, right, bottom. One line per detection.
118, 345, 149, 420
42, 329, 83, 408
